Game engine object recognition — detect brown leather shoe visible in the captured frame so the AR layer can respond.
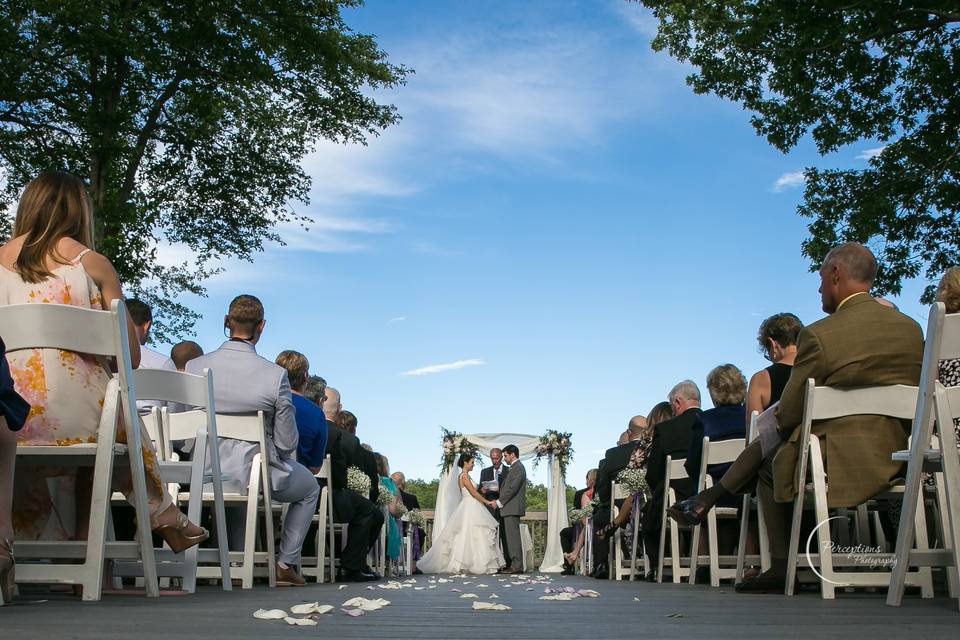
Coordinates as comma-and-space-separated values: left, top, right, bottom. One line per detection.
275, 563, 306, 587
502, 567, 523, 575
667, 498, 710, 527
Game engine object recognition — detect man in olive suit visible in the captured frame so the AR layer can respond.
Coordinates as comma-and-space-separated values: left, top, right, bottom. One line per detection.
495, 444, 526, 574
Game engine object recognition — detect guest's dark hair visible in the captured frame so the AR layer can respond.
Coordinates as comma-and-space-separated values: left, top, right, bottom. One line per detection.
756, 313, 803, 353
503, 444, 519, 457
170, 340, 203, 370
302, 375, 327, 405
335, 409, 357, 434
126, 299, 152, 326
457, 453, 473, 468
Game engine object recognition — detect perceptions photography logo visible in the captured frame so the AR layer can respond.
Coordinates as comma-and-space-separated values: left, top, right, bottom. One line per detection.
805, 516, 897, 584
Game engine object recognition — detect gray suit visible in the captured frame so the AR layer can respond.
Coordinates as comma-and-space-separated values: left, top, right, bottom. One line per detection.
187, 340, 319, 566
497, 460, 526, 570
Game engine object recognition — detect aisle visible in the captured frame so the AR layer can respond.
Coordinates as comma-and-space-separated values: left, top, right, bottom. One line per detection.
1, 574, 956, 639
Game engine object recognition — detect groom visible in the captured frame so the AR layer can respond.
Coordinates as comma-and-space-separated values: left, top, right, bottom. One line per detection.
495, 444, 526, 574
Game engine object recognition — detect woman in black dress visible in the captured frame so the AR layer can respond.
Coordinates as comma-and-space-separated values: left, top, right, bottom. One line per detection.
745, 313, 803, 432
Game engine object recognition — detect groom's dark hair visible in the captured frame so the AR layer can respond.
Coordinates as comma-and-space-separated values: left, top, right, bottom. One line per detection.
503, 444, 520, 457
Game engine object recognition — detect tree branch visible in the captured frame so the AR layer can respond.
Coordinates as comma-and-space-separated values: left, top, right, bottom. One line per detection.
120, 75, 184, 202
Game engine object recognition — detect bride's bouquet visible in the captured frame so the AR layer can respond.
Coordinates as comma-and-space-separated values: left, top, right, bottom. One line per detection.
347, 466, 371, 497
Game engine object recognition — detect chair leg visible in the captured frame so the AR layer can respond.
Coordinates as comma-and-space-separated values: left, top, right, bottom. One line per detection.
670, 517, 682, 584
909, 487, 934, 598
708, 508, 720, 587
810, 448, 835, 600
241, 461, 261, 589
735, 494, 750, 583
785, 451, 810, 595
687, 521, 701, 584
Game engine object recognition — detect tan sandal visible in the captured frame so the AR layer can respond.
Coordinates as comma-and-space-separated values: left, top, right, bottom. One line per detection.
152, 506, 209, 554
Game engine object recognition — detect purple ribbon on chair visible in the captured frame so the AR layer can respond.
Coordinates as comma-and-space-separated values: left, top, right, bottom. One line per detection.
412, 525, 422, 560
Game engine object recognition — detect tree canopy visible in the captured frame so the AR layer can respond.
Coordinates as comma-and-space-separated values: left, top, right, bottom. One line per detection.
637, 1, 960, 301
0, 0, 408, 338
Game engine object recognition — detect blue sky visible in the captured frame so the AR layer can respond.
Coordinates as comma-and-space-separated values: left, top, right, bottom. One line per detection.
153, 0, 933, 488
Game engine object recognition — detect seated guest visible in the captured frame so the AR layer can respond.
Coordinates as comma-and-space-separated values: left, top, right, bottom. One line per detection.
561, 468, 597, 574
326, 412, 383, 581
376, 454, 402, 571
170, 340, 203, 372
275, 350, 327, 475
1, 172, 206, 559
639, 381, 702, 580
591, 417, 648, 578
322, 386, 342, 425
186, 295, 319, 587
302, 374, 326, 406
935, 268, 960, 445
126, 299, 175, 371
684, 364, 748, 497
391, 471, 423, 574
336, 409, 358, 435
596, 401, 674, 539
747, 313, 802, 428
127, 299, 176, 413
669, 243, 924, 593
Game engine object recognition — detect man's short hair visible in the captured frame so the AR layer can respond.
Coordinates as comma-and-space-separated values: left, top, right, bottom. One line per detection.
503, 444, 520, 457
706, 363, 747, 406
227, 294, 264, 334
627, 415, 648, 438
668, 379, 701, 404
391, 471, 406, 489
335, 409, 357, 433
823, 242, 878, 284
170, 340, 203, 370
302, 375, 327, 405
275, 350, 309, 391
126, 298, 152, 326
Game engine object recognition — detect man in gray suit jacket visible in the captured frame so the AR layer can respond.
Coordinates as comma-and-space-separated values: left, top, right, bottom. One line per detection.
496, 444, 526, 573
186, 294, 319, 587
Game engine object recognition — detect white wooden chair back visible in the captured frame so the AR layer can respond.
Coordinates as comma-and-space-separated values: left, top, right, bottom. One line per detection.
1, 299, 159, 600
689, 437, 746, 585
657, 456, 690, 583
889, 303, 960, 608
786, 380, 935, 598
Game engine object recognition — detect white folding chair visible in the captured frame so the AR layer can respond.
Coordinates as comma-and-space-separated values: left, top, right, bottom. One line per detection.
303, 455, 346, 584
575, 516, 594, 577
735, 411, 770, 582
688, 437, 746, 586
190, 412, 276, 588
4, 300, 159, 601
784, 381, 934, 598
118, 368, 231, 592
609, 482, 644, 580
888, 302, 960, 608
657, 456, 692, 583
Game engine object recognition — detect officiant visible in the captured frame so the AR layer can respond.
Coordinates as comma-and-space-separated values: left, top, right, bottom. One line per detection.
478, 447, 509, 555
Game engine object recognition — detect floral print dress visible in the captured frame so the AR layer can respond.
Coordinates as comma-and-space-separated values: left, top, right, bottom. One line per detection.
1, 251, 169, 539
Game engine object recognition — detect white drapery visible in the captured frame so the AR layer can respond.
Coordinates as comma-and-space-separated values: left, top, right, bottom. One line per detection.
430, 432, 568, 573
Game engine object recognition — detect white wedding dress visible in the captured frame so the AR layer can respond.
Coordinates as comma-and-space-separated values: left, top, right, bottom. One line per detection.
417, 485, 503, 574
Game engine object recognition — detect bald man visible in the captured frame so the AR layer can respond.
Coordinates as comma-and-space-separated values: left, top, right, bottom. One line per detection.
322, 387, 341, 423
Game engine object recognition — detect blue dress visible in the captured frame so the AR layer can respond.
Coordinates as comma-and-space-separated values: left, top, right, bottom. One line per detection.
380, 476, 402, 560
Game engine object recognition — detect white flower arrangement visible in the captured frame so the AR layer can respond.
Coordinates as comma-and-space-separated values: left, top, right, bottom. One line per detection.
440, 427, 481, 474
533, 429, 573, 478
407, 509, 427, 529
616, 466, 649, 497
347, 465, 371, 497
376, 484, 395, 506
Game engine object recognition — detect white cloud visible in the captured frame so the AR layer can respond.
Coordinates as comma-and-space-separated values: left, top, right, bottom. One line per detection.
401, 359, 486, 377
273, 213, 396, 253
772, 170, 806, 192
613, 1, 660, 37
388, 316, 406, 323
856, 146, 886, 161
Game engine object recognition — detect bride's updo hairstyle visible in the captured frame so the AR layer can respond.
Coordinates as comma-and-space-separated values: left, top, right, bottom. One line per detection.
457, 453, 473, 468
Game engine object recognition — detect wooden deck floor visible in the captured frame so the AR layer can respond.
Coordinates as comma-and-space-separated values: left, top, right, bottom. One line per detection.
1, 575, 957, 639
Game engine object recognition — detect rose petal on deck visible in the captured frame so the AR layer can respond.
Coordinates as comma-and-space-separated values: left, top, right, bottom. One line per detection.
284, 617, 318, 626
460, 593, 479, 599
253, 609, 287, 620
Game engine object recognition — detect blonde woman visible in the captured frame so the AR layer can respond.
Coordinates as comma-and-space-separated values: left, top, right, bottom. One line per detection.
0, 173, 207, 597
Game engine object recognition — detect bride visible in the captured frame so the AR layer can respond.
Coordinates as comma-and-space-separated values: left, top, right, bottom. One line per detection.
417, 453, 503, 574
